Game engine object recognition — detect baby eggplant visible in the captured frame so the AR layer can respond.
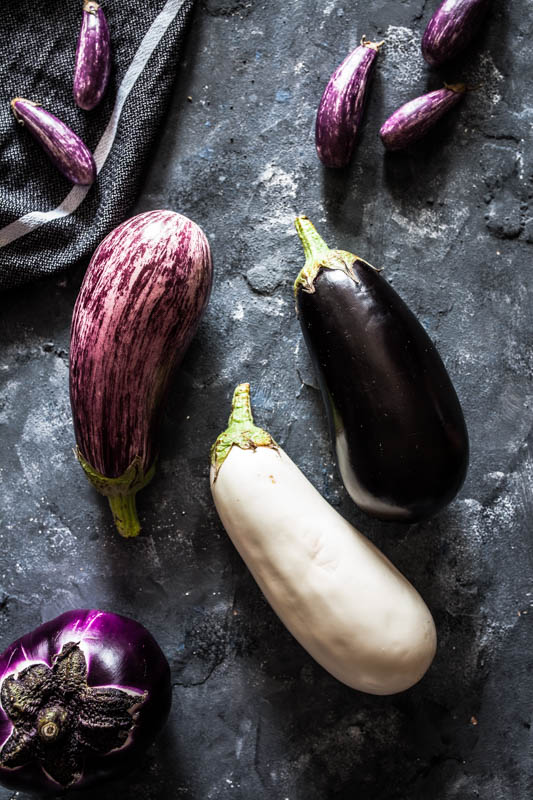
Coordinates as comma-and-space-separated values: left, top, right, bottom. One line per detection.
70, 210, 213, 537
0, 610, 171, 793
316, 36, 384, 168
294, 216, 469, 523
74, 1, 111, 111
380, 84, 465, 151
10, 98, 96, 185
422, 0, 491, 67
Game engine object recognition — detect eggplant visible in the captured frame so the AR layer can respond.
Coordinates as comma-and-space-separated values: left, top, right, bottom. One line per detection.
293, 216, 469, 523
379, 84, 465, 151
315, 36, 384, 168
422, 0, 491, 67
70, 210, 213, 538
10, 98, 96, 185
74, 1, 111, 111
0, 610, 171, 792
211, 384, 437, 694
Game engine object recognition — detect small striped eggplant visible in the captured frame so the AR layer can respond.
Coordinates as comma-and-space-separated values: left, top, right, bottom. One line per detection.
316, 36, 384, 168
0, 610, 171, 792
294, 216, 469, 523
74, 1, 111, 111
379, 83, 465, 151
10, 98, 96, 185
70, 210, 213, 538
422, 0, 491, 67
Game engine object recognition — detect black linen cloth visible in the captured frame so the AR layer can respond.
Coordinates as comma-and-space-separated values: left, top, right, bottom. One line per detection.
0, 0, 195, 291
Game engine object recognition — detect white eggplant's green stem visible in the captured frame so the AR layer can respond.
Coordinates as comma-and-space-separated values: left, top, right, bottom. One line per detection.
211, 383, 277, 480
75, 449, 155, 538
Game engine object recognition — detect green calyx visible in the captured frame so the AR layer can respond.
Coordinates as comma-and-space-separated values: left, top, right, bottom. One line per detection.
293, 215, 362, 296
75, 448, 155, 538
210, 383, 277, 481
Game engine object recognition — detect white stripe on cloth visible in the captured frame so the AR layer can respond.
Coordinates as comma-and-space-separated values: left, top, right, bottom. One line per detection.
0, 0, 186, 249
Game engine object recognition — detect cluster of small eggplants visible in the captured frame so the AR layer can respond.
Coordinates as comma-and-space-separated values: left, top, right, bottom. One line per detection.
315, 0, 491, 165
9, 1, 111, 185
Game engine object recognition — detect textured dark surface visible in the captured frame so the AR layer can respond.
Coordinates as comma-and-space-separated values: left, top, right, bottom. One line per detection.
0, 0, 532, 798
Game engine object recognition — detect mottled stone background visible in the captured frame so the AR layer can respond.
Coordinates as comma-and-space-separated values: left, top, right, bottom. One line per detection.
0, 1, 532, 798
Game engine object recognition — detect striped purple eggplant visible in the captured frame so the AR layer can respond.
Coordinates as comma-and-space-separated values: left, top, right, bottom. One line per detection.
379, 84, 465, 151
316, 37, 384, 168
422, 0, 491, 67
10, 98, 96, 185
74, 1, 111, 111
69, 210, 213, 538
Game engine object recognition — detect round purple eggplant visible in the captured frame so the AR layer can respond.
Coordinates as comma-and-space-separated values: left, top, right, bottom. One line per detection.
316, 36, 384, 168
379, 83, 465, 151
422, 0, 491, 67
10, 98, 96, 185
0, 609, 171, 793
70, 210, 213, 538
293, 216, 469, 523
74, 1, 111, 111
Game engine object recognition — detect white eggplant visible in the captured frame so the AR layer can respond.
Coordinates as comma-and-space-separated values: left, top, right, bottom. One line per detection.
210, 384, 437, 695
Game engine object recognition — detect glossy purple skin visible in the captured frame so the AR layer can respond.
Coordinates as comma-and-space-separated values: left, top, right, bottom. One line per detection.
316, 42, 379, 168
74, 2, 111, 111
70, 210, 213, 479
0, 610, 171, 793
379, 86, 465, 151
11, 98, 96, 185
422, 0, 491, 66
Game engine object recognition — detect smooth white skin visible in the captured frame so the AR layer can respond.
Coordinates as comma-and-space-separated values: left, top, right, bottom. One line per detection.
211, 445, 437, 695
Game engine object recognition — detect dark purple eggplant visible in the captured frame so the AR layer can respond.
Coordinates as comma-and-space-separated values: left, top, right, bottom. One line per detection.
10, 98, 96, 185
70, 210, 213, 538
379, 83, 465, 151
316, 36, 384, 168
74, 1, 111, 111
0, 610, 170, 793
422, 0, 491, 67
293, 216, 469, 523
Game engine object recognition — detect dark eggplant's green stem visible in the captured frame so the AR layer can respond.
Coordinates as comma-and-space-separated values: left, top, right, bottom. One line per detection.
295, 215, 330, 266
211, 383, 277, 480
294, 215, 365, 295
294, 216, 332, 295
107, 494, 141, 539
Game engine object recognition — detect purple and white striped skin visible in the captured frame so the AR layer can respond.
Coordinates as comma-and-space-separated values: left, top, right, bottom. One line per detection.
74, 1, 111, 111
316, 37, 384, 168
422, 0, 491, 67
0, 610, 171, 793
10, 98, 96, 185
70, 210, 213, 538
379, 84, 465, 151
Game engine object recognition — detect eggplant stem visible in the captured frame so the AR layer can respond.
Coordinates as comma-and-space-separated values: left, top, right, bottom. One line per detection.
210, 383, 277, 480
74, 449, 155, 537
443, 82, 467, 94
107, 494, 141, 538
10, 97, 38, 124
360, 35, 385, 51
295, 215, 330, 267
228, 382, 254, 428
